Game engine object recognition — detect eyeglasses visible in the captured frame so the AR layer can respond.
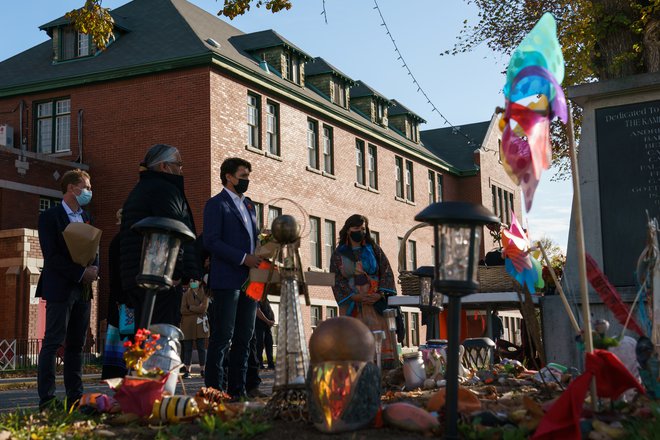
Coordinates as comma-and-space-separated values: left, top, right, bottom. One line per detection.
168, 161, 183, 168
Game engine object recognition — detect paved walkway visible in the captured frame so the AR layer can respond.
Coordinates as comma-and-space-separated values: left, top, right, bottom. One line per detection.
0, 368, 275, 412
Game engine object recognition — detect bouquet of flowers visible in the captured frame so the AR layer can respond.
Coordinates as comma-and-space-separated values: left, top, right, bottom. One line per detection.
122, 328, 163, 377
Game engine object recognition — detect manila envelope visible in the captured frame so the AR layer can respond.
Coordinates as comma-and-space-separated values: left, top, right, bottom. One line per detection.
63, 222, 102, 266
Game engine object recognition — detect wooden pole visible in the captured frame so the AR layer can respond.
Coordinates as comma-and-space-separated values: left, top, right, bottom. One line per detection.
566, 104, 598, 410
537, 241, 581, 333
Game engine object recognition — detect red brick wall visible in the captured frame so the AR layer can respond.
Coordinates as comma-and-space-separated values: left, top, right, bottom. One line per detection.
0, 65, 511, 344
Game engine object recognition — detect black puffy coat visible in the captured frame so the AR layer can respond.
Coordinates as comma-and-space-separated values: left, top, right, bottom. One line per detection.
119, 170, 201, 291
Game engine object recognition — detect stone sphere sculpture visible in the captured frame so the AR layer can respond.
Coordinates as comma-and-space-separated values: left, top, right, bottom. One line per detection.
307, 317, 380, 433
309, 316, 375, 363
271, 214, 300, 244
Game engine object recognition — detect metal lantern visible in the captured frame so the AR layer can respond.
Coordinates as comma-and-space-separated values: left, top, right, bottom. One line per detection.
412, 266, 443, 341
382, 308, 400, 365
132, 216, 195, 328
415, 201, 497, 440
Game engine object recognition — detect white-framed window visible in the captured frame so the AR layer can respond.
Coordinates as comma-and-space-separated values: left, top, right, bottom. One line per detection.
253, 201, 264, 230
60, 27, 93, 60
267, 205, 282, 228
39, 197, 61, 213
407, 240, 417, 271
332, 78, 346, 107
78, 33, 90, 57
370, 230, 380, 245
247, 93, 260, 149
356, 140, 365, 185
405, 160, 414, 202
307, 119, 319, 169
376, 101, 386, 124
428, 170, 436, 204
326, 306, 338, 319
322, 125, 333, 174
437, 174, 444, 203
284, 52, 301, 84
367, 144, 378, 189
266, 101, 279, 155
36, 98, 71, 153
310, 216, 321, 268
410, 313, 420, 346
395, 156, 404, 198
311, 305, 322, 328
324, 219, 336, 269
492, 185, 515, 224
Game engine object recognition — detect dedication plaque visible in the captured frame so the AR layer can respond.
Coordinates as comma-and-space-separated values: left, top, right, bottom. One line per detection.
595, 100, 660, 287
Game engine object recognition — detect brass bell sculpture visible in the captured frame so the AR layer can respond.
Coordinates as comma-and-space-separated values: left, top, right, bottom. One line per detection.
307, 316, 382, 433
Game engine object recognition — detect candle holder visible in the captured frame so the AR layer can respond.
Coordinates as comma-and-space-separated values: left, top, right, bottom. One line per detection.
372, 330, 385, 369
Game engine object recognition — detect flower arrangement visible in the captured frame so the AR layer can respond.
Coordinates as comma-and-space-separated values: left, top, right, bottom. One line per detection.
123, 328, 163, 377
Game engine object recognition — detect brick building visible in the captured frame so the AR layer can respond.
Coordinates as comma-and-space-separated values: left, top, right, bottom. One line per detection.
0, 0, 520, 348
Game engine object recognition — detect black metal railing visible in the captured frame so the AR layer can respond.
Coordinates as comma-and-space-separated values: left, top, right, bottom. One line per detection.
0, 338, 102, 372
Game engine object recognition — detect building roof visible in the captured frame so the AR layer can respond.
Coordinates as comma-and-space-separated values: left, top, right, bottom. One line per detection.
0, 0, 478, 176
420, 121, 491, 172
230, 29, 313, 61
349, 80, 390, 102
389, 99, 426, 123
305, 57, 355, 85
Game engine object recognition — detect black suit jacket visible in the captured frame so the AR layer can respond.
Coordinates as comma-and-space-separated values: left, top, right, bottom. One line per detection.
36, 204, 95, 302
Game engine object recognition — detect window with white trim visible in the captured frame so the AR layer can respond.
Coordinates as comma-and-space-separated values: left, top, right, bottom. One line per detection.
36, 98, 71, 153
266, 101, 279, 155
307, 119, 319, 169
310, 216, 321, 268
322, 125, 334, 174
367, 144, 378, 189
405, 160, 414, 202
395, 156, 404, 198
247, 93, 260, 149
324, 219, 336, 269
356, 140, 365, 185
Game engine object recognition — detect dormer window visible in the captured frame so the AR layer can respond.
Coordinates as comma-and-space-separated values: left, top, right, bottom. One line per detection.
59, 26, 94, 60
332, 78, 346, 107
283, 52, 301, 84
376, 101, 387, 125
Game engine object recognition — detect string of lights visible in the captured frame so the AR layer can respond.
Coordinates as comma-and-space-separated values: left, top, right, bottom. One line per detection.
372, 0, 497, 153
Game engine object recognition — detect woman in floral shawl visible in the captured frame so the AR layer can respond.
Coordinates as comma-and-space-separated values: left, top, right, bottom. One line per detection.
329, 214, 397, 368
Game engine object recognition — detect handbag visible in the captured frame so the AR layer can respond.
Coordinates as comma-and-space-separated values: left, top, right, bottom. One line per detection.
119, 304, 135, 335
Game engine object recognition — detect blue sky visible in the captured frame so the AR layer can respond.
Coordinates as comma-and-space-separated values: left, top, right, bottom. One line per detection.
0, 0, 572, 249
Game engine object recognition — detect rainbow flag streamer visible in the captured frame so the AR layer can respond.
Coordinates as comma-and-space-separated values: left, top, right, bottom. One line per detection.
500, 13, 568, 212
502, 212, 544, 292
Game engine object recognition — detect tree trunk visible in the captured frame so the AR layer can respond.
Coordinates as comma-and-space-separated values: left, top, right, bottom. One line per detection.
591, 0, 642, 79
644, 18, 660, 73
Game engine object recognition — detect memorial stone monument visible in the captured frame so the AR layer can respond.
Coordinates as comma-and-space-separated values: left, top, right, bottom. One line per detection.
543, 72, 660, 367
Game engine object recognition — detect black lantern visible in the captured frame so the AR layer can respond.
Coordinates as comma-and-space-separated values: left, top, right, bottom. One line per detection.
132, 216, 195, 329
415, 201, 497, 440
412, 266, 442, 309
412, 265, 443, 341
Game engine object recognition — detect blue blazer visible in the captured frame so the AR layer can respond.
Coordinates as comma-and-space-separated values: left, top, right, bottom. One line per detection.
203, 189, 259, 291
36, 204, 96, 302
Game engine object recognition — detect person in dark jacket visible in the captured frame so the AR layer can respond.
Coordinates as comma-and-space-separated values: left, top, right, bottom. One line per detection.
101, 209, 130, 380
36, 169, 98, 411
120, 144, 201, 329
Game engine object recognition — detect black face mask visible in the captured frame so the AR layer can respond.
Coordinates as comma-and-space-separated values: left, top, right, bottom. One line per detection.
349, 230, 365, 243
234, 178, 249, 194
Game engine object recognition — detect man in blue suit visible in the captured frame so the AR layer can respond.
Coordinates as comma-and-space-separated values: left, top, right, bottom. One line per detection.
203, 157, 262, 399
36, 169, 99, 410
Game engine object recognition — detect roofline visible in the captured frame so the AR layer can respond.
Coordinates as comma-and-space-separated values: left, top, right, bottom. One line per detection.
0, 52, 475, 176
0, 53, 211, 98
210, 53, 465, 174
